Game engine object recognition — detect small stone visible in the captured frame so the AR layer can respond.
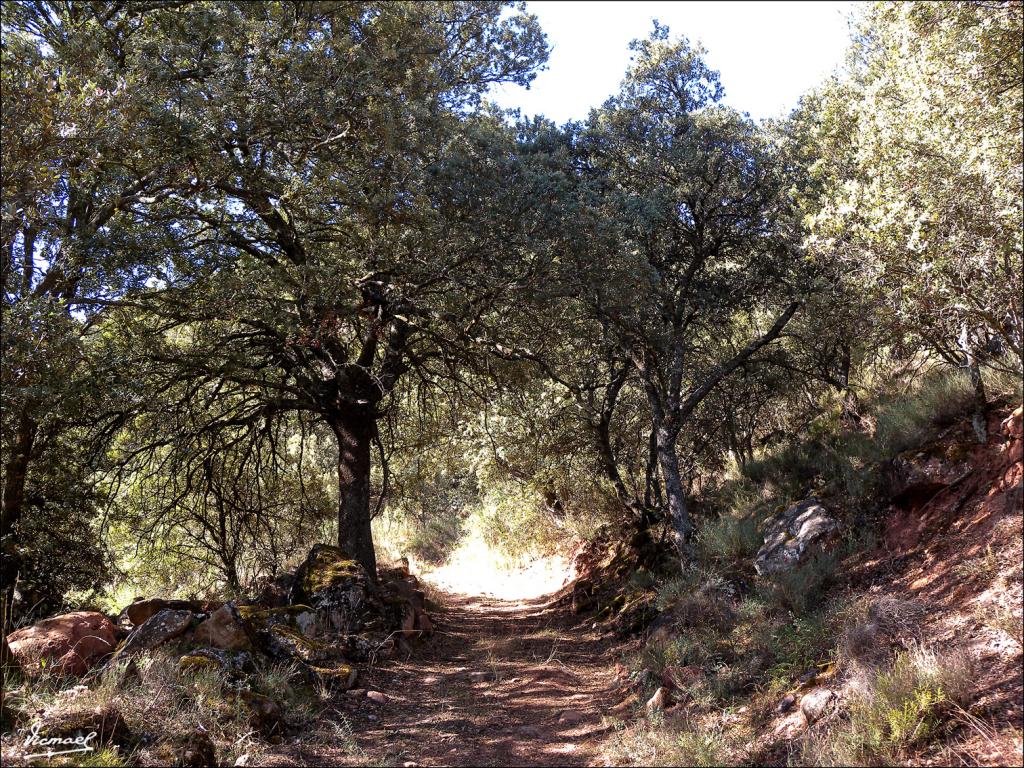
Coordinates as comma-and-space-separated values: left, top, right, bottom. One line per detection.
645, 686, 670, 714
558, 710, 586, 724
776, 693, 796, 713
233, 755, 251, 767
366, 690, 387, 704
346, 688, 367, 697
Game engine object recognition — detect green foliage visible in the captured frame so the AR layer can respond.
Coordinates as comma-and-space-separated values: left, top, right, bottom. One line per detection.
758, 552, 839, 616
798, 2, 1023, 368
800, 646, 975, 766
696, 512, 763, 566
872, 368, 976, 455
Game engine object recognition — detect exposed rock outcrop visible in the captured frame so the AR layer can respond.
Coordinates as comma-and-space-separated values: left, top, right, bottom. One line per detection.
118, 609, 195, 657
754, 498, 840, 576
8, 611, 118, 676
194, 603, 251, 651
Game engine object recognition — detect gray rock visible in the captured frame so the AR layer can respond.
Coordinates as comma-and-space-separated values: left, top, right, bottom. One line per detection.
645, 686, 670, 713
776, 693, 796, 713
800, 687, 835, 724
119, 609, 194, 656
290, 545, 370, 634
754, 499, 839, 575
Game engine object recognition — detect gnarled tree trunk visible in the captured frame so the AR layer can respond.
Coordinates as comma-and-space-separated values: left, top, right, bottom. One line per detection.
329, 407, 377, 578
656, 426, 693, 567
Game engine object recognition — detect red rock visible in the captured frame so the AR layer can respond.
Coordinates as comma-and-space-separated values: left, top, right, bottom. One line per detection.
414, 609, 434, 635
122, 598, 219, 627
8, 611, 117, 676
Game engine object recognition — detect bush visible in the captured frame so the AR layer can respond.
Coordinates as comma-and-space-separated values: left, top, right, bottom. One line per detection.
800, 645, 975, 766
697, 512, 762, 566
604, 719, 734, 767
758, 551, 838, 615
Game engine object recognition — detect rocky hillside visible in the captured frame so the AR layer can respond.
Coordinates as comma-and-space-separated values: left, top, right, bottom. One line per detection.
590, 405, 1023, 766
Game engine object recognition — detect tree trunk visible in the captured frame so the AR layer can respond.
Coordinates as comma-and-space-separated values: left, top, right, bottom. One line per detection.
330, 408, 377, 579
959, 325, 988, 444
656, 426, 693, 568
1, 410, 36, 544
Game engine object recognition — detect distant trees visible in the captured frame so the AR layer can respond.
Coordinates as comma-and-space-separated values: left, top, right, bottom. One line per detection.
569, 28, 807, 563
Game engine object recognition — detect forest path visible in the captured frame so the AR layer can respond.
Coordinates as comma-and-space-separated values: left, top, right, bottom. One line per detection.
263, 590, 623, 767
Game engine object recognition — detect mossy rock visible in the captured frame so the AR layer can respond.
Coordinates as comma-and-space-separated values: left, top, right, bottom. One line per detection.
265, 625, 347, 663
306, 662, 358, 691
296, 545, 363, 599
237, 604, 316, 630
178, 654, 221, 672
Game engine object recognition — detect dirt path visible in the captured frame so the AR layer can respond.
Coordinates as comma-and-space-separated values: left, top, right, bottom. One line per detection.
263, 590, 623, 767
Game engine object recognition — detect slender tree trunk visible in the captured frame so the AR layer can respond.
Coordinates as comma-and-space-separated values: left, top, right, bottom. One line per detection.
1, 410, 36, 544
330, 408, 377, 578
656, 426, 693, 567
959, 325, 988, 444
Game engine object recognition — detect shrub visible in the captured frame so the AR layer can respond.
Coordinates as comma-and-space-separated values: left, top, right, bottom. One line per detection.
800, 645, 975, 766
697, 512, 762, 566
763, 609, 836, 686
604, 719, 734, 767
758, 551, 838, 615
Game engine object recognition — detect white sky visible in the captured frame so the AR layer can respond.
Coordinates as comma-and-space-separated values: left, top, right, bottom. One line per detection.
489, 1, 856, 123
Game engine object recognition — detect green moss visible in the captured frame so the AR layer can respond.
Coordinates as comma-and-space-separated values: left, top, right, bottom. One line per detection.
236, 604, 314, 623
308, 663, 354, 679
302, 546, 362, 596
178, 654, 220, 672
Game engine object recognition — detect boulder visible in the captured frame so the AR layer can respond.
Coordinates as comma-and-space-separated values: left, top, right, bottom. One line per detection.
290, 545, 370, 634
754, 499, 840, 576
800, 687, 835, 725
8, 612, 117, 676
254, 572, 295, 609
178, 648, 254, 679
120, 599, 219, 628
118, 609, 195, 656
415, 609, 434, 635
194, 603, 251, 651
235, 605, 339, 661
307, 662, 359, 691
776, 693, 797, 713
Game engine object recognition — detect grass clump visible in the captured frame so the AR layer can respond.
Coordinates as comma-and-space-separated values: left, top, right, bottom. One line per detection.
800, 645, 975, 766
604, 718, 735, 767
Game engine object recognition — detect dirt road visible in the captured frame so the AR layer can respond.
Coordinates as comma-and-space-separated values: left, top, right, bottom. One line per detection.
263, 590, 623, 766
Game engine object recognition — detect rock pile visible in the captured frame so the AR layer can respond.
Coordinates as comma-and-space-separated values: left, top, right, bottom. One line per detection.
4, 545, 434, 691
